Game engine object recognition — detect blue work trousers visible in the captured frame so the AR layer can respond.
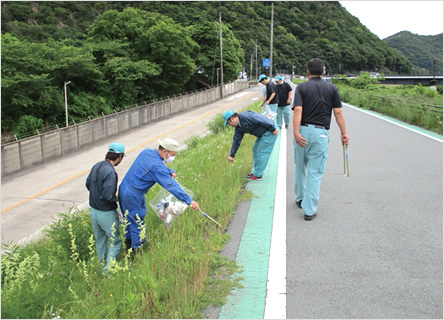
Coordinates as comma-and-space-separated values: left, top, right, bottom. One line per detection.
293, 125, 330, 216
276, 105, 291, 127
90, 208, 122, 271
252, 131, 278, 177
119, 190, 147, 249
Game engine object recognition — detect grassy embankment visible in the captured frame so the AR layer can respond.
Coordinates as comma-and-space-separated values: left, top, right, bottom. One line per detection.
1, 103, 261, 319
294, 73, 443, 134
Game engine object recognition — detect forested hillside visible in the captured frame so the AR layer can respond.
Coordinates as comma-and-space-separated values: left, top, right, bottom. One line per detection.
1, 1, 412, 135
384, 31, 443, 75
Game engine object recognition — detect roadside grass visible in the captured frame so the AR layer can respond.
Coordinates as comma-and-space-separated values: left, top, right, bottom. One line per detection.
1, 102, 261, 319
338, 84, 443, 133
293, 75, 443, 134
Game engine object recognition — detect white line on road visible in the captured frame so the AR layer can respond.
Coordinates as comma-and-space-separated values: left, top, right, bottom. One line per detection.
344, 103, 443, 143
264, 129, 287, 319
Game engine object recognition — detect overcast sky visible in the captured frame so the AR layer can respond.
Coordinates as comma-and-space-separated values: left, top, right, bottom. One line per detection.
339, 1, 444, 39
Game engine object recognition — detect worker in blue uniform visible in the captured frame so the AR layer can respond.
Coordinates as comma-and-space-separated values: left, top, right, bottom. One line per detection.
118, 138, 200, 250
223, 110, 279, 181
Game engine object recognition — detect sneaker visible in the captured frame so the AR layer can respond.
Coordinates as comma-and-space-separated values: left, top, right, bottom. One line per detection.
285, 124, 289, 129
247, 175, 263, 181
296, 200, 302, 208
246, 172, 254, 178
304, 213, 317, 221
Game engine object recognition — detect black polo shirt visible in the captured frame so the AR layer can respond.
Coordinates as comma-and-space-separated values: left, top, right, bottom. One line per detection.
265, 81, 279, 104
292, 77, 342, 129
276, 82, 293, 107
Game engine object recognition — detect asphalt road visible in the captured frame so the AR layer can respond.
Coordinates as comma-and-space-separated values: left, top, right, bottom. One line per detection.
286, 103, 443, 318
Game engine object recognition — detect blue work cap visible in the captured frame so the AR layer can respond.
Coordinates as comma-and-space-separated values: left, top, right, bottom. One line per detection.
223, 110, 236, 127
258, 74, 268, 82
108, 142, 126, 156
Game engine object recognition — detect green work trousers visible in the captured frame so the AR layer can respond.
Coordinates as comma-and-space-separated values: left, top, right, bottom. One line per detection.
90, 208, 122, 271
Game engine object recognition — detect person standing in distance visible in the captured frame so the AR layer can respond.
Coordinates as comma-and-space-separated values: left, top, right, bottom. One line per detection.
258, 74, 279, 119
86, 142, 125, 271
275, 75, 293, 129
118, 138, 200, 251
292, 58, 350, 221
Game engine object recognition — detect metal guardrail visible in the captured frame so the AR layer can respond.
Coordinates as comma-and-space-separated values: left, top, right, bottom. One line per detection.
371, 95, 443, 113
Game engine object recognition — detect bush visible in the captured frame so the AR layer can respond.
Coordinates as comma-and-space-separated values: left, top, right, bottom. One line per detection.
207, 112, 229, 134
13, 115, 44, 136
43, 206, 94, 262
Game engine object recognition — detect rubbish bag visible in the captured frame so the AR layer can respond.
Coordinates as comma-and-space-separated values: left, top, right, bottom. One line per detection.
149, 184, 194, 227
262, 104, 277, 121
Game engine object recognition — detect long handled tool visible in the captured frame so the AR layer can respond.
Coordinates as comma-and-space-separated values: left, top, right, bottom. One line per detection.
343, 144, 350, 177
200, 211, 222, 227
259, 101, 266, 109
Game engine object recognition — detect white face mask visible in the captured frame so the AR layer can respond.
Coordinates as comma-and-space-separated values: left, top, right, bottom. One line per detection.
163, 152, 175, 164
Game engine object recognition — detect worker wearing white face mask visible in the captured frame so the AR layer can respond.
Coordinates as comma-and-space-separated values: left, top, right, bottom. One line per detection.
118, 138, 200, 251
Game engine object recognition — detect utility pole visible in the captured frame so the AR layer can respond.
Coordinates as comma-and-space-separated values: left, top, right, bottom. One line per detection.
255, 39, 258, 80
269, 2, 274, 78
64, 81, 71, 127
219, 12, 224, 98
250, 53, 253, 80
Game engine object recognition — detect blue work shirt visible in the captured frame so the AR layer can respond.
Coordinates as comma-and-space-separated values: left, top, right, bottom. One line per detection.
118, 148, 193, 217
86, 160, 118, 211
230, 111, 278, 158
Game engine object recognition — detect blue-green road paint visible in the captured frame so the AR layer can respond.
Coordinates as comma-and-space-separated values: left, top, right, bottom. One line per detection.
220, 133, 281, 319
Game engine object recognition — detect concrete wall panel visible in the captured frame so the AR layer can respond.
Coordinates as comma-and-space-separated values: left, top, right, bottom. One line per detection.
21, 137, 43, 168
61, 127, 78, 155
1, 143, 21, 175
78, 123, 93, 148
106, 115, 119, 137
42, 131, 62, 160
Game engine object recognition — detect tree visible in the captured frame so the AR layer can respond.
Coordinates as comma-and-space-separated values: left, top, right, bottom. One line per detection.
189, 20, 243, 86
87, 8, 198, 101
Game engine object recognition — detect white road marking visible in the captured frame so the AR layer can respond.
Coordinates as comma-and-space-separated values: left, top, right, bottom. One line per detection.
264, 129, 287, 319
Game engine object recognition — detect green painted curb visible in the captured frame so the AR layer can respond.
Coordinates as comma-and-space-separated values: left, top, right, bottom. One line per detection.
220, 132, 282, 319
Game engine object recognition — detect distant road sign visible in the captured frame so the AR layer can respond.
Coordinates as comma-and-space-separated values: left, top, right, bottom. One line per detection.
263, 59, 270, 67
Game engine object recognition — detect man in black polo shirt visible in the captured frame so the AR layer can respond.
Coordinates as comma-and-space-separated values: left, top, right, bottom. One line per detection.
258, 74, 279, 121
275, 75, 293, 129
292, 58, 350, 221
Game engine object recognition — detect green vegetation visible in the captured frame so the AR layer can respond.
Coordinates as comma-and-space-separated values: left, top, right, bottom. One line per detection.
332, 73, 443, 134
384, 31, 443, 75
2, 1, 412, 135
1, 103, 261, 319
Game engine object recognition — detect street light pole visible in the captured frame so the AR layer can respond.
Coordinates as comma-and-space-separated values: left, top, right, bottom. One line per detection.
269, 2, 274, 78
219, 12, 224, 98
64, 81, 71, 127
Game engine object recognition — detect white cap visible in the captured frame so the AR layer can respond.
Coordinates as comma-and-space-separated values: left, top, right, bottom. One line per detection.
158, 138, 179, 152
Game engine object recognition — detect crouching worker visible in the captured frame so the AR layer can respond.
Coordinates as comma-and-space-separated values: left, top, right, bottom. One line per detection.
86, 143, 125, 272
118, 138, 201, 251
224, 110, 279, 181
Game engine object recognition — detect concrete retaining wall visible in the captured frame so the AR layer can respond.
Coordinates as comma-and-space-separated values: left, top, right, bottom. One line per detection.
2, 82, 253, 176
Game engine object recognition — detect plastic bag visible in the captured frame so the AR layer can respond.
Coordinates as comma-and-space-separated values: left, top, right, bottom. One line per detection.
149, 184, 194, 227
263, 104, 277, 121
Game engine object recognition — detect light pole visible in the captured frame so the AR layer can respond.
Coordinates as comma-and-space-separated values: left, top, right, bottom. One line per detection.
64, 81, 71, 127
217, 68, 220, 87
